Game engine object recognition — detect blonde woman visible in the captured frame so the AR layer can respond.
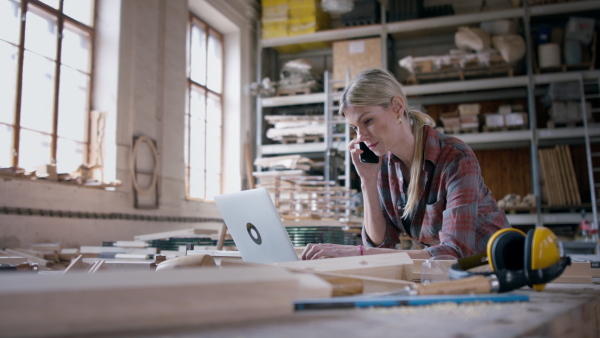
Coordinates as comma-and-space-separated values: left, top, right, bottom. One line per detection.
302, 68, 510, 260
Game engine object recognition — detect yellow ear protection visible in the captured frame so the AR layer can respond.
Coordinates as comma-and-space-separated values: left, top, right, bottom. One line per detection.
449, 227, 571, 292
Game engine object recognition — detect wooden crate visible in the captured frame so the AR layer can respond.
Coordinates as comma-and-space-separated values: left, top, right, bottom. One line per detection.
333, 37, 382, 87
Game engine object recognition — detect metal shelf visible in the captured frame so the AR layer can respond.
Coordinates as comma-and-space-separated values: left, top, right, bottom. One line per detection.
455, 129, 533, 148
534, 70, 600, 85
529, 0, 600, 17
387, 8, 524, 35
260, 142, 346, 155
538, 125, 600, 141
261, 24, 382, 48
404, 76, 529, 96
508, 213, 591, 225
260, 2, 600, 49
260, 93, 326, 107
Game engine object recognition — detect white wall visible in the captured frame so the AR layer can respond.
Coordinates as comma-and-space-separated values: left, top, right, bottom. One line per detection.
0, 0, 259, 248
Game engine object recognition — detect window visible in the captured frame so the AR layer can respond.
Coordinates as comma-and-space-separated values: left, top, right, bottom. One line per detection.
0, 0, 95, 173
186, 14, 223, 200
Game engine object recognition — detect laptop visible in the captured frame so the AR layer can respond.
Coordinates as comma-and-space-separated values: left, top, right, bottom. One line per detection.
214, 188, 300, 264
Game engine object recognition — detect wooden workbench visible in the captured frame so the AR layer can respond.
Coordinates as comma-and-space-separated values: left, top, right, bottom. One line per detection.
92, 281, 599, 338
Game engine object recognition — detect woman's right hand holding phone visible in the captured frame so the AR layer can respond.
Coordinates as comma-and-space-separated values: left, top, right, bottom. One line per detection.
348, 139, 380, 182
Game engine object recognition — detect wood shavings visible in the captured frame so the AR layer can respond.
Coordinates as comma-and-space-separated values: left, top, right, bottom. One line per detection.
359, 301, 528, 319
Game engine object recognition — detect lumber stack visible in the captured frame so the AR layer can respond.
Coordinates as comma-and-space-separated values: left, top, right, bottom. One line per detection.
538, 145, 581, 206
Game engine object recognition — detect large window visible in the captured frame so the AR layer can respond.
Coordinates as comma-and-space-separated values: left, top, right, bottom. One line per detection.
0, 0, 95, 173
186, 14, 223, 200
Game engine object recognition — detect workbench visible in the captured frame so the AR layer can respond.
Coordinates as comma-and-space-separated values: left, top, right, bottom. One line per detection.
97, 281, 599, 338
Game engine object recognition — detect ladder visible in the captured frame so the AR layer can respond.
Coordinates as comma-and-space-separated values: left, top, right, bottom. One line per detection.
578, 73, 600, 247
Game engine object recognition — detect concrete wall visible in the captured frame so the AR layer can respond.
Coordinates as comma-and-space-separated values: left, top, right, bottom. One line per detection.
0, 0, 259, 248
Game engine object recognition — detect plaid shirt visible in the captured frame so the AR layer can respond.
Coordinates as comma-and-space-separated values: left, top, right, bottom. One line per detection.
362, 125, 510, 258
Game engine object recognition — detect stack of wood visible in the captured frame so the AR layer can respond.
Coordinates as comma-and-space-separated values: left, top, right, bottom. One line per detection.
538, 145, 581, 206
265, 115, 326, 144
255, 173, 356, 221
0, 243, 80, 271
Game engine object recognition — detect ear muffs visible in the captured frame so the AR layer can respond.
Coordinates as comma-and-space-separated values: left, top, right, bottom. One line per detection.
449, 226, 571, 292
487, 228, 526, 271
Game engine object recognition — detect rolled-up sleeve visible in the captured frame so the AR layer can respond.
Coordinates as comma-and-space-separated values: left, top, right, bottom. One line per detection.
425, 155, 482, 258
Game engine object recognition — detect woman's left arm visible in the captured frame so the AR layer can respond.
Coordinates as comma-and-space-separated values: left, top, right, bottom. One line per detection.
426, 155, 488, 258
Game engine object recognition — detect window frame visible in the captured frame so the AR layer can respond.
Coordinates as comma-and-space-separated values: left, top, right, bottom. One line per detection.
3, 0, 96, 169
185, 13, 224, 201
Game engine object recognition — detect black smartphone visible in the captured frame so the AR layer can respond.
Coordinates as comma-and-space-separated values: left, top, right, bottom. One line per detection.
359, 142, 379, 164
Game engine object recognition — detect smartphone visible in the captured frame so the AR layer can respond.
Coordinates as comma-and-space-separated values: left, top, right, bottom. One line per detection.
359, 142, 379, 164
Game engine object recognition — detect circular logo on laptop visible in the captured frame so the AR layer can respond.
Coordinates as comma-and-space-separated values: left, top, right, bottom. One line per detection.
246, 222, 262, 245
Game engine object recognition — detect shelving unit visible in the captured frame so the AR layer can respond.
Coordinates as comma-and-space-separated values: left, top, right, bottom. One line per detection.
255, 1, 600, 236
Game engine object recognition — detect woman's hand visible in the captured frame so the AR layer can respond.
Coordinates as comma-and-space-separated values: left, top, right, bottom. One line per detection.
348, 138, 380, 182
301, 243, 362, 260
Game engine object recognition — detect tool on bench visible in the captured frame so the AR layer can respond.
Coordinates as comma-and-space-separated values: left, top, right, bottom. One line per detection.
449, 227, 571, 292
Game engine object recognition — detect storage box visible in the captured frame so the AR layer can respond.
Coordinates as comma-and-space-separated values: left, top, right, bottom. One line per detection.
505, 112, 528, 127
485, 113, 505, 128
458, 103, 481, 116
333, 37, 382, 83
460, 115, 479, 129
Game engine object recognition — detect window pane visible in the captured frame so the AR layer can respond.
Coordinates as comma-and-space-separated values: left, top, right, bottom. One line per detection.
0, 41, 19, 125
38, 0, 59, 9
21, 51, 55, 134
190, 24, 206, 86
18, 129, 52, 169
206, 94, 221, 175
205, 172, 220, 200
61, 23, 91, 72
206, 94, 221, 127
58, 66, 89, 142
63, 0, 94, 26
189, 168, 205, 199
56, 137, 85, 173
190, 86, 205, 119
0, 124, 13, 167
25, 5, 57, 60
184, 113, 190, 165
189, 114, 205, 171
0, 0, 21, 45
207, 32, 222, 93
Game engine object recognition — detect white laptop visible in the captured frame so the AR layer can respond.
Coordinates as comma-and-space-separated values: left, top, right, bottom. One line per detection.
214, 188, 299, 264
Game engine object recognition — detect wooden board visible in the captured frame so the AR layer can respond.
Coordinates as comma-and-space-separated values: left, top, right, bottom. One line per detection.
563, 145, 582, 205
133, 228, 219, 241
274, 252, 413, 281
0, 267, 298, 337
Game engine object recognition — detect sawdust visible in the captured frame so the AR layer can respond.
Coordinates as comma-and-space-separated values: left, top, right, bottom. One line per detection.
359, 301, 528, 319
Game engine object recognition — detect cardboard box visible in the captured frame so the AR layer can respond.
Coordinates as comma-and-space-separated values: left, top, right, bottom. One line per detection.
458, 103, 480, 116
485, 113, 505, 128
333, 37, 382, 84
505, 112, 528, 127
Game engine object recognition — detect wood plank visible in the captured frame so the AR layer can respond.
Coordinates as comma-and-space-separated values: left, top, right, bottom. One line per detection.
0, 267, 298, 337
556, 145, 574, 205
0, 257, 28, 265
274, 252, 414, 281
564, 145, 582, 204
551, 275, 593, 284
64, 255, 86, 274
79, 246, 157, 255
538, 148, 551, 205
2, 249, 52, 267
133, 228, 219, 241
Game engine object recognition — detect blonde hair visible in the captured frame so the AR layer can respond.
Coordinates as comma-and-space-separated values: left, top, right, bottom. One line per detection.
339, 68, 435, 219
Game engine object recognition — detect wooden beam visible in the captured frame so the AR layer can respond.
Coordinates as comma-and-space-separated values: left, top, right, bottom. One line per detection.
274, 252, 414, 281
0, 267, 298, 337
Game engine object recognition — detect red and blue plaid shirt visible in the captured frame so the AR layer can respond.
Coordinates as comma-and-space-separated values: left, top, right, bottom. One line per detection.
362, 125, 510, 258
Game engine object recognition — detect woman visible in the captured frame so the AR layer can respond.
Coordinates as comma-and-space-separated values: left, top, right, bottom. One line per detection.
302, 68, 510, 260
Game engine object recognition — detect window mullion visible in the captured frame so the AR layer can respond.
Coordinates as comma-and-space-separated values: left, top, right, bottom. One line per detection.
13, 0, 29, 167
50, 1, 64, 163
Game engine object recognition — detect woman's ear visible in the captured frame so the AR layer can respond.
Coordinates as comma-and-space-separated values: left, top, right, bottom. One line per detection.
391, 96, 405, 115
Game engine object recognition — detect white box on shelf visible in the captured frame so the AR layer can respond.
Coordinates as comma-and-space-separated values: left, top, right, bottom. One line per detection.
505, 112, 528, 127
485, 113, 505, 128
